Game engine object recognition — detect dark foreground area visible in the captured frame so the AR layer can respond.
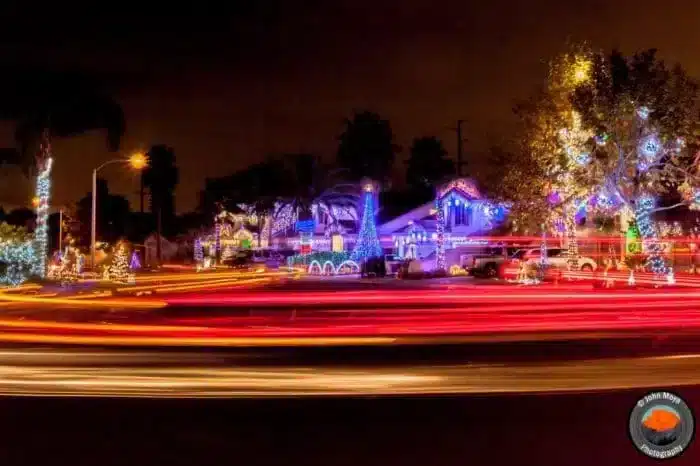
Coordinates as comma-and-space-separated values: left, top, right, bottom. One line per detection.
1, 388, 698, 465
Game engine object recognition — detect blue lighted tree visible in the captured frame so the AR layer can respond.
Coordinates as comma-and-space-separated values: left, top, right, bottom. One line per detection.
351, 184, 383, 261
571, 49, 700, 275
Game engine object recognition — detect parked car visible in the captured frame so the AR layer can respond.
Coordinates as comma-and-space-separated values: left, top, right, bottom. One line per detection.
500, 247, 597, 279
361, 256, 387, 278
384, 254, 403, 275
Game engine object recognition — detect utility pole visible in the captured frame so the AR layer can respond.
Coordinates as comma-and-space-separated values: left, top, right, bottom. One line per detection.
139, 172, 145, 214
58, 208, 63, 252
450, 120, 466, 177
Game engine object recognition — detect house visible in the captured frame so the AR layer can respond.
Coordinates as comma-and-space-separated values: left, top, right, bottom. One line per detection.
195, 179, 507, 270
269, 201, 360, 252
378, 179, 507, 267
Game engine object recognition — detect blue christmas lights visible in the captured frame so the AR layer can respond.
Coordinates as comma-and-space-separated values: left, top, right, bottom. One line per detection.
635, 194, 667, 275
194, 238, 204, 263
435, 197, 446, 271
637, 134, 661, 172
351, 190, 383, 261
575, 199, 588, 222
295, 220, 316, 233
637, 106, 650, 120
692, 190, 700, 210
0, 241, 36, 286
594, 134, 608, 146
573, 152, 591, 165
482, 203, 506, 229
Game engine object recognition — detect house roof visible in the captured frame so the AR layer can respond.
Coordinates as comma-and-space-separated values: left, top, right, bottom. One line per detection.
378, 202, 434, 235
437, 178, 482, 200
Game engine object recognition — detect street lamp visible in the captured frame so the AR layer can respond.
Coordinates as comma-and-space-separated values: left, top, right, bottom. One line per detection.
91, 153, 148, 271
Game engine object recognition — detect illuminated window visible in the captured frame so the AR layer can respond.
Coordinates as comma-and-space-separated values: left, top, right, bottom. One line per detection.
331, 234, 344, 252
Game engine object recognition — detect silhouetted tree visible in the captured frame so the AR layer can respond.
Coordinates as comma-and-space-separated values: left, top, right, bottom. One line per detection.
142, 145, 179, 262
337, 110, 398, 183
406, 136, 455, 194
76, 179, 131, 246
278, 154, 357, 219
5, 208, 35, 230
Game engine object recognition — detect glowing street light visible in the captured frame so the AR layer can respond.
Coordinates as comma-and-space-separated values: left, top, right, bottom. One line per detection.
128, 152, 148, 170
91, 153, 148, 271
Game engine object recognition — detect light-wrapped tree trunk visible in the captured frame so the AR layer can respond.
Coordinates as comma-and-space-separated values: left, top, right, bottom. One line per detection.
564, 206, 579, 271
33, 133, 52, 278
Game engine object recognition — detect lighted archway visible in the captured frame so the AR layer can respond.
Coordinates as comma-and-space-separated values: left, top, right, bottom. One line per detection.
322, 261, 335, 275
308, 261, 322, 275
337, 260, 360, 275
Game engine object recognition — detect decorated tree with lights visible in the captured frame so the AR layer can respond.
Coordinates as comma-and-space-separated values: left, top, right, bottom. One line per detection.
570, 49, 700, 276
194, 238, 204, 263
0, 223, 35, 286
108, 242, 130, 283
351, 183, 383, 262
499, 46, 596, 270
0, 69, 125, 277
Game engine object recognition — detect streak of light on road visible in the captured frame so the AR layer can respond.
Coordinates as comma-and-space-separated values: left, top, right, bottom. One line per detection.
0, 284, 42, 294
165, 288, 700, 307
0, 271, 295, 307
3, 304, 700, 346
0, 293, 166, 308
2, 348, 700, 397
118, 277, 272, 294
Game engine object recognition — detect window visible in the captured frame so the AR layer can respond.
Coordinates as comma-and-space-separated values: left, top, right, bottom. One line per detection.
547, 249, 563, 258
454, 205, 471, 226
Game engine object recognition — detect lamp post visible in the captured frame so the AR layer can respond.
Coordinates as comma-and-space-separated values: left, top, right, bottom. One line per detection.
91, 153, 147, 271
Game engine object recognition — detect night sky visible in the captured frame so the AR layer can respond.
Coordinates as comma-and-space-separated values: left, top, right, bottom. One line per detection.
1, 0, 699, 213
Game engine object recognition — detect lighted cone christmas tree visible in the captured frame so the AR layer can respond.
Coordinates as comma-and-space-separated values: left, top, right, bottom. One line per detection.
351, 184, 383, 262
109, 242, 130, 283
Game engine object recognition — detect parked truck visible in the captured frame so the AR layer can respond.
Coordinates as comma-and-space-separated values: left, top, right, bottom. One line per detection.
468, 245, 520, 277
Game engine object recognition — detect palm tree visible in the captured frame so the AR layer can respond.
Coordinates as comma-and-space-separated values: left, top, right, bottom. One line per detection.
142, 145, 179, 264
0, 68, 125, 277
280, 154, 360, 233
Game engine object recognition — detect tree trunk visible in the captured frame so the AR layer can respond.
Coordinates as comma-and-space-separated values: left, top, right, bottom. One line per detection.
267, 211, 273, 248
258, 214, 263, 248
156, 207, 162, 266
139, 174, 144, 214
435, 197, 445, 271
564, 208, 579, 271
33, 132, 53, 278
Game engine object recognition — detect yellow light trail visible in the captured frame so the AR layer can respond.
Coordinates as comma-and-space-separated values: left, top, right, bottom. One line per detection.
0, 333, 397, 347
0, 283, 42, 293
117, 276, 271, 294
0, 324, 692, 348
2, 349, 700, 398
0, 293, 166, 308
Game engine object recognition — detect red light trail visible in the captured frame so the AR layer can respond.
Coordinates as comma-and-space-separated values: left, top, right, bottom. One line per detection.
2, 285, 700, 346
